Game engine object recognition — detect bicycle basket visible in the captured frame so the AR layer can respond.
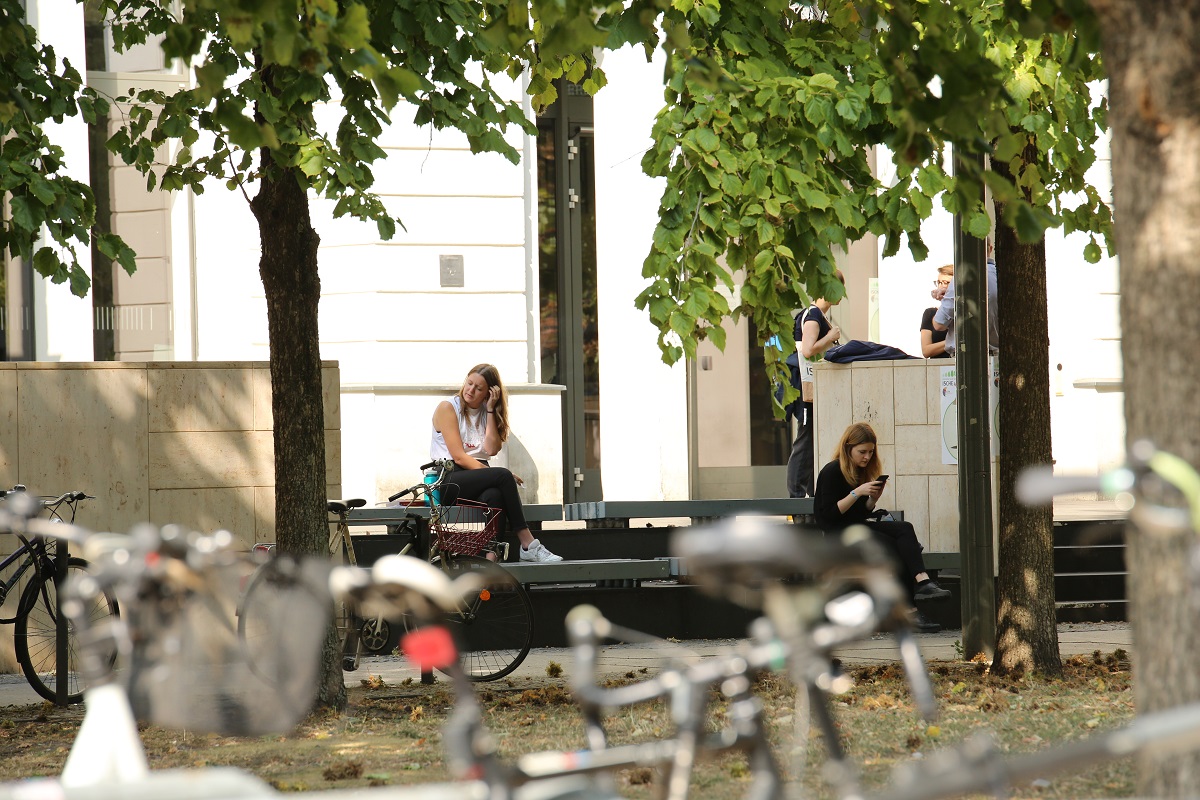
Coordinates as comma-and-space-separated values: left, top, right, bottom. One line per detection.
432, 500, 501, 556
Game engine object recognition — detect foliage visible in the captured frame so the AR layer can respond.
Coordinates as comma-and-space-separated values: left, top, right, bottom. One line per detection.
634, 1, 1111, 417
0, 0, 135, 297
636, 2, 952, 373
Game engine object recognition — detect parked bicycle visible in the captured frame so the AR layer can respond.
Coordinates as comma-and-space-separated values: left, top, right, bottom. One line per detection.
383, 458, 534, 681
1, 506, 931, 800
856, 438, 1200, 800
238, 496, 369, 675
0, 486, 116, 703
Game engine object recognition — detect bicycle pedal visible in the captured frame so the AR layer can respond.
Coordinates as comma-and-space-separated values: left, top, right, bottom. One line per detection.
343, 658, 360, 672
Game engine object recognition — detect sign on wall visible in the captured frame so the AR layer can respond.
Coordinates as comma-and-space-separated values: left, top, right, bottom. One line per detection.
939, 358, 1000, 465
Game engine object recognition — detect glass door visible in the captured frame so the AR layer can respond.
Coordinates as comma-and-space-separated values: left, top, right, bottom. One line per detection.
537, 81, 602, 502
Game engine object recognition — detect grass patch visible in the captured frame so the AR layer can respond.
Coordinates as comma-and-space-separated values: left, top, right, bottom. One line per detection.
0, 651, 1135, 798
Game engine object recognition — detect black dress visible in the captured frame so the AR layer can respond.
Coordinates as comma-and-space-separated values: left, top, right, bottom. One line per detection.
814, 460, 929, 599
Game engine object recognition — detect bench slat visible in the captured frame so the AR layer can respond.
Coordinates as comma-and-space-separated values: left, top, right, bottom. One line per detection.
564, 498, 814, 521
499, 558, 677, 584
339, 503, 563, 525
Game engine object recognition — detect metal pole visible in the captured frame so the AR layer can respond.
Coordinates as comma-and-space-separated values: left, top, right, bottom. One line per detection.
56, 537, 68, 705
952, 152, 996, 660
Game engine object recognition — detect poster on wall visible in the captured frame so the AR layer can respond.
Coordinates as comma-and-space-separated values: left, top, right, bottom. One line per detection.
940, 367, 957, 464
940, 358, 1000, 466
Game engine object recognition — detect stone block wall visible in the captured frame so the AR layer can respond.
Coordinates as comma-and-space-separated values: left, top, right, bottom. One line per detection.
0, 361, 341, 548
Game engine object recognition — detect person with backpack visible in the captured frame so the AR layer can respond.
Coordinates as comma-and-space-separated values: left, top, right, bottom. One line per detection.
785, 272, 844, 498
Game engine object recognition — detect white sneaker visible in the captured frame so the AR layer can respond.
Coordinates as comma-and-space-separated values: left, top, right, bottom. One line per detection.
520, 539, 563, 563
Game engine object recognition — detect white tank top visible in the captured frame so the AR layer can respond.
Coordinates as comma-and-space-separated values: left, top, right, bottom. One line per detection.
430, 395, 489, 460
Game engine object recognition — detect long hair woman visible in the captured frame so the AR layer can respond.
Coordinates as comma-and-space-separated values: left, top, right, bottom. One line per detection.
431, 363, 562, 562
813, 422, 949, 630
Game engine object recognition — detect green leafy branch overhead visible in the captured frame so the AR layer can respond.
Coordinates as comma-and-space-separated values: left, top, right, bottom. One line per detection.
634, 0, 1111, 413
0, 0, 136, 296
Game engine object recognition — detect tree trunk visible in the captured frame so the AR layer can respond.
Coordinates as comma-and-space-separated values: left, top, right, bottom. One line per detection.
250, 142, 345, 711
1093, 1, 1200, 794
989, 149, 1061, 678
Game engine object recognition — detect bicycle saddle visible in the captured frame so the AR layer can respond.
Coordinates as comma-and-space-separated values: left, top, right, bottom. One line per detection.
671, 516, 885, 585
327, 498, 367, 514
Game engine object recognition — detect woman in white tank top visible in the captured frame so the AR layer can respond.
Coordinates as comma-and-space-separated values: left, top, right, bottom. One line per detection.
430, 364, 562, 563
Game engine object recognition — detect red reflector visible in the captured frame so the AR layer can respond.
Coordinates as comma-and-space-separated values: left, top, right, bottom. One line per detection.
401, 627, 458, 671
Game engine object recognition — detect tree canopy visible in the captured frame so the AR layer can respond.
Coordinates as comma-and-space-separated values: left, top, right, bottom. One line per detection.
0, 0, 135, 295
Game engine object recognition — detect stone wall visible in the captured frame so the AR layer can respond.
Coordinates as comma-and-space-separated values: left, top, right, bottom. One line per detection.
0, 361, 341, 547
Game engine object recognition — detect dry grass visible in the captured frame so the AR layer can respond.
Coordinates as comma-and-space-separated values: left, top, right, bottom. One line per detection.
0, 650, 1135, 798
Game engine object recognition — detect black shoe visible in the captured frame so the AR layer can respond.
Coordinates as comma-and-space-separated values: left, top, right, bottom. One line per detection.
913, 610, 941, 633
914, 580, 951, 602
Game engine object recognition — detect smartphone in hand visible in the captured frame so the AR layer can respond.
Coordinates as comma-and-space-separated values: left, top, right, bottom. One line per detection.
875, 474, 889, 485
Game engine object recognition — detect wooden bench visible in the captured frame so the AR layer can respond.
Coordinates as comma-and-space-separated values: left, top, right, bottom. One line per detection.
338, 503, 564, 526
339, 503, 675, 587
563, 498, 816, 527
559, 499, 959, 574
337, 499, 958, 583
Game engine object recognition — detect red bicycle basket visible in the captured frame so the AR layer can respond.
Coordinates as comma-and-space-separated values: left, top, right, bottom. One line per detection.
432, 499, 502, 556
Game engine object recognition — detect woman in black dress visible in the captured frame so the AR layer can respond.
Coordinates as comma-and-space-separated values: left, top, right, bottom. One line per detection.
814, 422, 950, 630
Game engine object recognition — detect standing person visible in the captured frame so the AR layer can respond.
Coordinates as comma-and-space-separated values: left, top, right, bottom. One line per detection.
431, 363, 563, 563
785, 272, 844, 498
920, 264, 954, 358
814, 422, 950, 632
931, 243, 999, 355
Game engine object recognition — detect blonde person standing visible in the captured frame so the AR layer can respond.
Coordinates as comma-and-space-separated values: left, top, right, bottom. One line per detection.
920, 264, 953, 358
431, 364, 562, 562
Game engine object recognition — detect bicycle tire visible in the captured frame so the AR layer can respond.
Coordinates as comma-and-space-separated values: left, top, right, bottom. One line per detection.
14, 557, 118, 704
435, 555, 533, 682
239, 557, 362, 676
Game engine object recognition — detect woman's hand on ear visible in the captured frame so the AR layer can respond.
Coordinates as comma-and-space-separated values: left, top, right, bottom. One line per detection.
487, 386, 499, 412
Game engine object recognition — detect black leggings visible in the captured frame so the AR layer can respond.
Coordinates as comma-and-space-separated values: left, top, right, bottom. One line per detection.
864, 520, 928, 600
442, 467, 527, 535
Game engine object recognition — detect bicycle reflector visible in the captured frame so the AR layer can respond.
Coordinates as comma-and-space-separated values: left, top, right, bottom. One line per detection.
402, 626, 458, 671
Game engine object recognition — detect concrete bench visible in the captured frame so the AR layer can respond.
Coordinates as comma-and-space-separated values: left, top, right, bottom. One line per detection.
563, 498, 815, 527
338, 503, 563, 526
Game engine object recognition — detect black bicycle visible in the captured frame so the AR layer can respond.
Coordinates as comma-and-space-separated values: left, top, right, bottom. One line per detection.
0, 487, 118, 703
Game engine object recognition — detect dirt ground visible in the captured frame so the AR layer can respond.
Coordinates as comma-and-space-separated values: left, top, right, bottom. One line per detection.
0, 650, 1137, 799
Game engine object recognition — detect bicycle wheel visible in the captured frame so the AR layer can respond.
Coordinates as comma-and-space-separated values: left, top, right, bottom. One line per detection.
438, 555, 533, 681
359, 616, 392, 654
14, 557, 118, 704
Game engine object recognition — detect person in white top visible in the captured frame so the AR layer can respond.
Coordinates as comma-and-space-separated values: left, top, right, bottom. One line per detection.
432, 364, 562, 563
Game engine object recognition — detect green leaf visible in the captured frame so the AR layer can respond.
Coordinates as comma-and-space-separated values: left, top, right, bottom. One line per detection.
966, 211, 992, 239
695, 127, 721, 153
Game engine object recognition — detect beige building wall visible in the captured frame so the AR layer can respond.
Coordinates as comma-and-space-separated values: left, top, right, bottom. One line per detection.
0, 361, 340, 547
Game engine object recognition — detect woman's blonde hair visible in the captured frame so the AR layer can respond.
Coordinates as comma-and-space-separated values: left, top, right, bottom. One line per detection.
835, 422, 882, 486
937, 263, 954, 278
461, 363, 510, 442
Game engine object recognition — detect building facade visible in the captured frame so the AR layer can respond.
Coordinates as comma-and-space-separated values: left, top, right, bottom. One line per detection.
4, 3, 1125, 511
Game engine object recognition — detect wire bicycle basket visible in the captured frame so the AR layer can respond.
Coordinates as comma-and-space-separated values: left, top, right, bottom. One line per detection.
432, 500, 501, 557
